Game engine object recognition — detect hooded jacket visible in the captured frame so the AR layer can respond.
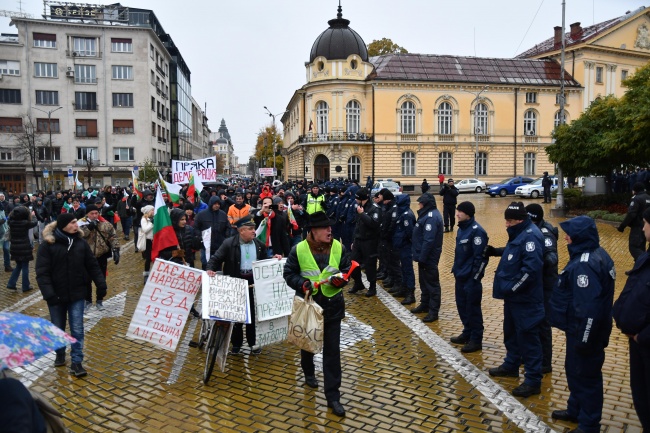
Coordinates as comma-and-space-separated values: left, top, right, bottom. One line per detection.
8, 206, 37, 262
194, 196, 230, 255
551, 216, 615, 352
393, 194, 415, 249
36, 222, 107, 304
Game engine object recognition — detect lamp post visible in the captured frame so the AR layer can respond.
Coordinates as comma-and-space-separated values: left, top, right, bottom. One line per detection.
264, 106, 288, 182
460, 86, 488, 179
32, 105, 62, 191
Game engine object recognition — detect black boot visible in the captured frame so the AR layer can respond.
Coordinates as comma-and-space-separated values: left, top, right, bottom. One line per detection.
410, 303, 427, 314
382, 278, 394, 288
392, 287, 407, 297
348, 285, 364, 294
388, 285, 402, 294
376, 272, 387, 280
365, 287, 377, 297
401, 293, 416, 305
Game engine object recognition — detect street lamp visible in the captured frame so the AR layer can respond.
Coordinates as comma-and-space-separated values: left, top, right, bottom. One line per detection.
264, 106, 288, 182
32, 105, 62, 191
460, 86, 488, 179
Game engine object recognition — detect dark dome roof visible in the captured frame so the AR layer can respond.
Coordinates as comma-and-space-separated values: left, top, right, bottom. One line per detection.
309, 6, 368, 63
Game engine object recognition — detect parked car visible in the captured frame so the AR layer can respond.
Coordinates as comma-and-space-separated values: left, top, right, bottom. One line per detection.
455, 178, 487, 193
485, 176, 535, 197
514, 176, 564, 198
371, 180, 402, 196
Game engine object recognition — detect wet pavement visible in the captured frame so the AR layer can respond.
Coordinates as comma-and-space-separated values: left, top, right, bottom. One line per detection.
0, 194, 641, 432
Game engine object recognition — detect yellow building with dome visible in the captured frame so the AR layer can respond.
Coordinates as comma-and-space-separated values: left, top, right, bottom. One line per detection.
281, 5, 650, 188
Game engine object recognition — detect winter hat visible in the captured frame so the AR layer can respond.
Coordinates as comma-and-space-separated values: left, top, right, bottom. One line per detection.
141, 205, 154, 215
355, 187, 369, 201
272, 196, 283, 205
85, 204, 99, 214
504, 202, 528, 220
170, 208, 186, 227
379, 188, 394, 201
57, 213, 76, 231
525, 203, 544, 222
456, 201, 475, 217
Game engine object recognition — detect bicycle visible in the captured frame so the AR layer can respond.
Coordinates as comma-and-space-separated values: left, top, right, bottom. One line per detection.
202, 319, 230, 385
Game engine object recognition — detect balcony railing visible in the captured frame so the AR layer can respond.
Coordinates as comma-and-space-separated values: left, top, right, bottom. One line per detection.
437, 134, 454, 142
400, 134, 418, 142
74, 77, 98, 84
524, 135, 538, 143
298, 132, 372, 143
74, 132, 99, 138
75, 159, 100, 165
156, 64, 166, 77
475, 134, 490, 142
73, 103, 98, 111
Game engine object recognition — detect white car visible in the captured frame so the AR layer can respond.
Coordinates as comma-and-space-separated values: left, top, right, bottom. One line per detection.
371, 180, 402, 196
455, 178, 487, 193
514, 176, 561, 198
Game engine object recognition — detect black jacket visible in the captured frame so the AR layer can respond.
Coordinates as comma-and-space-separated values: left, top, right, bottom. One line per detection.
206, 235, 267, 277
354, 200, 381, 241
36, 222, 107, 305
439, 183, 459, 206
8, 207, 37, 262
619, 191, 650, 230
379, 199, 397, 241
254, 210, 291, 257
194, 205, 230, 256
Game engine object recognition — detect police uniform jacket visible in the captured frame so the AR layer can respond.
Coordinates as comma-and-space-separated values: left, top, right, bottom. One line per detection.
412, 203, 443, 266
353, 200, 381, 240
452, 217, 488, 281
619, 191, 650, 230
392, 194, 415, 249
379, 199, 397, 241
613, 251, 650, 344
537, 219, 559, 292
550, 217, 615, 352
493, 218, 544, 304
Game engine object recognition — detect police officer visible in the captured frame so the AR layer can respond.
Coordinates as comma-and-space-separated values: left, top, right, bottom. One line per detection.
525, 203, 558, 374
392, 194, 416, 304
618, 182, 650, 263
541, 171, 552, 203
303, 184, 326, 216
348, 187, 382, 297
550, 216, 615, 433
283, 211, 352, 417
410, 193, 443, 322
450, 201, 488, 353
378, 188, 402, 292
439, 178, 459, 232
486, 202, 544, 398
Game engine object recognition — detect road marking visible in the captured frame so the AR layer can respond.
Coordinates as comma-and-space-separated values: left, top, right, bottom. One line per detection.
2, 291, 44, 313
13, 291, 126, 387
373, 283, 557, 433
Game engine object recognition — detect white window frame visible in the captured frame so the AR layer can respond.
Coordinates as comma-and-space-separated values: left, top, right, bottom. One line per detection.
402, 151, 416, 176
346, 100, 360, 134
77, 147, 98, 160
112, 93, 133, 107
474, 103, 488, 135
37, 147, 61, 161
348, 156, 361, 181
595, 66, 603, 83
554, 111, 567, 128
438, 152, 452, 175
113, 147, 134, 161
524, 152, 536, 176
400, 101, 416, 134
33, 36, 56, 49
34, 62, 58, 78
475, 151, 488, 176
0, 60, 20, 76
74, 64, 96, 84
0, 152, 12, 160
316, 101, 328, 139
111, 39, 132, 53
524, 110, 537, 136
525, 92, 537, 103
621, 70, 629, 81
35, 90, 59, 106
72, 37, 97, 57
111, 65, 133, 80
438, 102, 453, 135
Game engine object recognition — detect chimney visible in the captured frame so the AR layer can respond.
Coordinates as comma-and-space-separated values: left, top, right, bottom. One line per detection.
554, 26, 562, 46
570, 22, 582, 38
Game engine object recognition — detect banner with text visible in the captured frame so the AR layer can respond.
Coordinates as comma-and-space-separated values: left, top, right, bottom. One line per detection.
202, 274, 251, 324
255, 316, 288, 348
252, 258, 292, 321
258, 168, 276, 177
126, 259, 202, 352
172, 156, 217, 184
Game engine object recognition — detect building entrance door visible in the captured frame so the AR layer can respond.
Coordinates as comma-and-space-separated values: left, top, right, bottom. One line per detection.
313, 154, 330, 181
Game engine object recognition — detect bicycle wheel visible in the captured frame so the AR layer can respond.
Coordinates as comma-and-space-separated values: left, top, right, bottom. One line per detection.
203, 322, 226, 385
197, 319, 210, 349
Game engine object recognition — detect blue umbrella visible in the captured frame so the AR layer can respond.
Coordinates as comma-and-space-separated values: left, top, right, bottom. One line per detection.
0, 312, 76, 370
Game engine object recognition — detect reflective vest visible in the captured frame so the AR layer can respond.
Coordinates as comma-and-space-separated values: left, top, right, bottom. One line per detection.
305, 194, 325, 215
296, 239, 342, 297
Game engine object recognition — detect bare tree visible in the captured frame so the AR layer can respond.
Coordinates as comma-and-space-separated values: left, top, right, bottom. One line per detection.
11, 114, 47, 191
82, 150, 98, 189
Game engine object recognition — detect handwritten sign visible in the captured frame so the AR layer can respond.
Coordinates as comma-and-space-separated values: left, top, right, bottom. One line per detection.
172, 156, 217, 184
255, 316, 288, 348
202, 274, 251, 324
126, 259, 202, 352
252, 258, 293, 321
258, 168, 276, 177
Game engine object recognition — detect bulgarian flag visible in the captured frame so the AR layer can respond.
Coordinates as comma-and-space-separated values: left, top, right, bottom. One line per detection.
255, 214, 271, 246
287, 205, 299, 231
187, 169, 204, 204
158, 171, 182, 204
63, 201, 72, 212
151, 187, 178, 262
132, 171, 143, 200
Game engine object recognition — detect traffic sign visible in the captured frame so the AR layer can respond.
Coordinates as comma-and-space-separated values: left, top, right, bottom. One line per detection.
43, 169, 49, 179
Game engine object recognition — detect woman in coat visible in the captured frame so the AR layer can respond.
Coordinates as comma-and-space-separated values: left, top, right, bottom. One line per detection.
140, 205, 154, 282
6, 206, 38, 291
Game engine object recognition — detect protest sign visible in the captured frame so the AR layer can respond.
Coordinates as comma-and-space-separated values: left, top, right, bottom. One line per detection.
258, 168, 276, 177
202, 273, 251, 323
172, 156, 217, 184
252, 258, 293, 321
126, 259, 202, 352
255, 316, 288, 348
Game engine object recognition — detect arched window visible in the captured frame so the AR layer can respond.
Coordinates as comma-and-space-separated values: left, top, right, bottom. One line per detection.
400, 101, 416, 134
474, 103, 488, 135
438, 102, 453, 135
316, 101, 328, 139
524, 152, 536, 175
401, 151, 415, 176
346, 100, 360, 135
475, 151, 488, 176
439, 152, 452, 175
524, 110, 537, 136
554, 110, 567, 128
348, 156, 361, 182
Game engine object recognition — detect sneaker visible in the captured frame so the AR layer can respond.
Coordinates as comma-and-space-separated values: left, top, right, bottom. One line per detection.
512, 383, 541, 398
54, 353, 66, 367
231, 346, 241, 355
251, 346, 262, 355
95, 301, 104, 311
70, 362, 87, 378
488, 365, 519, 378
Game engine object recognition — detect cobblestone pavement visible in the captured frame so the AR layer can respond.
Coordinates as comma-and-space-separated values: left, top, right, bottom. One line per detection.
0, 195, 641, 432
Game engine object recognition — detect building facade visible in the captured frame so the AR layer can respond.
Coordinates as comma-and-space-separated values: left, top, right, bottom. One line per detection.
281, 6, 650, 187
210, 119, 236, 175
0, 3, 201, 191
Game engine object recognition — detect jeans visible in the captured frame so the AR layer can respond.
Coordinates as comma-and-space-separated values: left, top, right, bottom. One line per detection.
7, 260, 29, 290
49, 299, 85, 363
2, 240, 9, 268
120, 216, 133, 238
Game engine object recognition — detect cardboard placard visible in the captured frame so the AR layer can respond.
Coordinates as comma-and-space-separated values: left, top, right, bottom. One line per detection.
202, 273, 251, 324
252, 258, 292, 321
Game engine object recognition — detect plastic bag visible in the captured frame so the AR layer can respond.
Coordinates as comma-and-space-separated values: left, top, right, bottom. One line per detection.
136, 228, 146, 251
286, 292, 324, 354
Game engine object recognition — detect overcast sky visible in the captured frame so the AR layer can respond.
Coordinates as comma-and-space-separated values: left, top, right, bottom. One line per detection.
1, 0, 647, 161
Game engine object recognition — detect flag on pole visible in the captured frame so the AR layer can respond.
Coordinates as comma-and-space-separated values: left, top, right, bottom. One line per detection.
74, 171, 83, 189
186, 169, 204, 204
287, 205, 299, 231
151, 187, 178, 262
132, 171, 143, 200
308, 120, 314, 132
255, 215, 270, 245
158, 171, 181, 204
